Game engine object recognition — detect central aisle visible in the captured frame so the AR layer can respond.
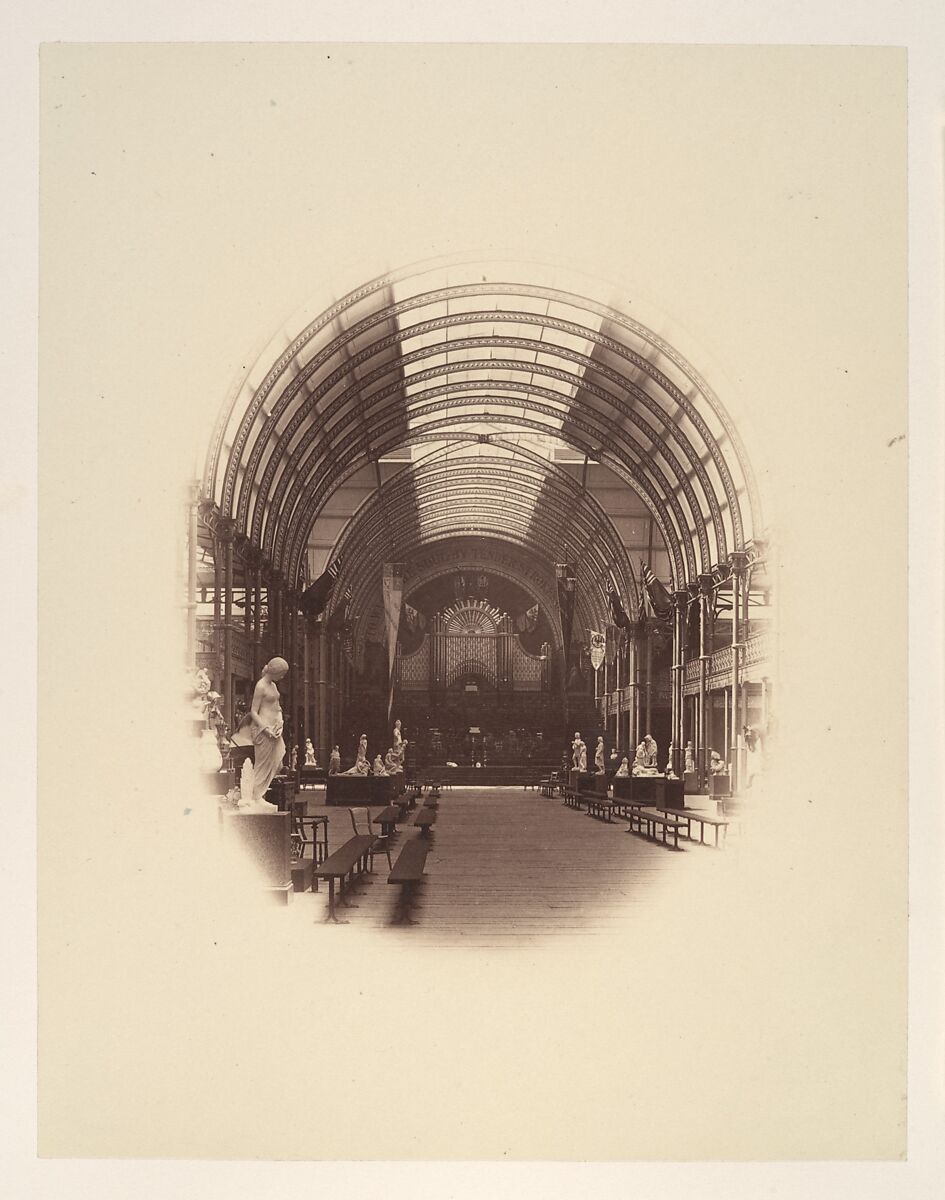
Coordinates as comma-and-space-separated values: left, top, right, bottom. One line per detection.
289, 785, 735, 947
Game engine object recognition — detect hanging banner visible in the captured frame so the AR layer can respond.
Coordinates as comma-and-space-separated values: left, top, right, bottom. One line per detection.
605, 623, 619, 666
590, 630, 606, 672
556, 563, 576, 671
382, 562, 406, 717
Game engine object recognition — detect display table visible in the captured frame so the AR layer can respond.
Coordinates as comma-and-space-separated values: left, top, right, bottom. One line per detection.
325, 773, 404, 806
220, 811, 292, 904
710, 773, 731, 798
683, 770, 701, 795
612, 775, 685, 808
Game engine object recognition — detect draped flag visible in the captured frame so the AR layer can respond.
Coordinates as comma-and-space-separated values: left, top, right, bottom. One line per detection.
608, 585, 633, 631
300, 555, 342, 618
382, 563, 405, 718
556, 564, 577, 672
640, 561, 674, 621
605, 623, 619, 667
516, 603, 539, 634
589, 630, 606, 672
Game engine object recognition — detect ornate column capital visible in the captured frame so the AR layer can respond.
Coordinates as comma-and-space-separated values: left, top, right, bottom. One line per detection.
728, 549, 749, 575
215, 516, 237, 544
241, 543, 263, 570
197, 499, 221, 532
698, 573, 716, 596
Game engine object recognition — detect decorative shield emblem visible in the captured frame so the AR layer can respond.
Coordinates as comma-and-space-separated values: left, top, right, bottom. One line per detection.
590, 630, 606, 672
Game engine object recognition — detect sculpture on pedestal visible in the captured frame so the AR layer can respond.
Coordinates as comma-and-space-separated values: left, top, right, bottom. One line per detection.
684, 741, 696, 774
710, 750, 726, 775
631, 739, 660, 777
571, 732, 587, 772
391, 719, 408, 770
246, 657, 288, 804
614, 756, 630, 778
642, 734, 659, 770
341, 733, 370, 776
304, 738, 316, 766
328, 745, 341, 775
594, 736, 605, 774
372, 754, 388, 776
384, 747, 403, 774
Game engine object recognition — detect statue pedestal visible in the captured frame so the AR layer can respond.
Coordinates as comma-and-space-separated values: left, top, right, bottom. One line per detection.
220, 811, 292, 904
326, 774, 399, 806
613, 775, 684, 807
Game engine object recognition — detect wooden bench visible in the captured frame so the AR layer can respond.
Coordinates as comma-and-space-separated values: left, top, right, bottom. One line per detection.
658, 807, 730, 848
562, 787, 583, 810
584, 795, 616, 822
388, 839, 429, 925
626, 807, 687, 850
414, 809, 437, 836
388, 839, 429, 885
611, 800, 649, 820
539, 777, 557, 798
372, 805, 402, 837
312, 835, 376, 921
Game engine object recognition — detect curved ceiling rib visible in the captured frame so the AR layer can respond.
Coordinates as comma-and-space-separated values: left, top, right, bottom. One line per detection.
280, 411, 688, 586
203, 260, 764, 600
240, 322, 731, 568
268, 376, 704, 579
323, 445, 638, 638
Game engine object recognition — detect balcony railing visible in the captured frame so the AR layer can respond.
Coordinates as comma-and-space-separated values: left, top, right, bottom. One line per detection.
682, 632, 772, 694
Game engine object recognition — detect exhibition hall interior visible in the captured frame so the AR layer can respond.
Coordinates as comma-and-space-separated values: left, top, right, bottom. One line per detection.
184, 257, 775, 937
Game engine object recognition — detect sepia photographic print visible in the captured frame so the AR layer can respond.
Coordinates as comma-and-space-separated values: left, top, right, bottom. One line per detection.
30, 34, 933, 1186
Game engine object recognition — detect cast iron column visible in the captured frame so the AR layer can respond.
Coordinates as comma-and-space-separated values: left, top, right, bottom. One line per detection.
729, 550, 749, 791
698, 573, 715, 788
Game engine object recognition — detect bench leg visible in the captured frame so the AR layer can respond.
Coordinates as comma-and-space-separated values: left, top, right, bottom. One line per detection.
391, 880, 422, 926
324, 878, 346, 924
339, 872, 360, 909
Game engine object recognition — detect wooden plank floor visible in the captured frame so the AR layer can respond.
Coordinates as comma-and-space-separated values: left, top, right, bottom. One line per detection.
288, 785, 736, 948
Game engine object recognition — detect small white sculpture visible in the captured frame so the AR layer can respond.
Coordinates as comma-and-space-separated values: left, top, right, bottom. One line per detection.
304, 738, 316, 766
372, 754, 388, 776
341, 734, 371, 776
571, 732, 587, 772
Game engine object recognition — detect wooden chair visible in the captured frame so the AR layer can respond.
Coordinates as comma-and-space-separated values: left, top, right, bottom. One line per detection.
347, 807, 393, 872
